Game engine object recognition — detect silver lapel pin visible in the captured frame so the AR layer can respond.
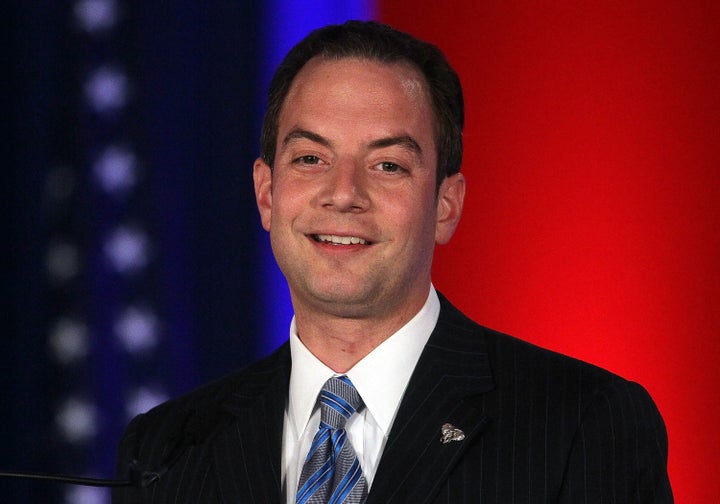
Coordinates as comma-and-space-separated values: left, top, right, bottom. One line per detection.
440, 423, 465, 444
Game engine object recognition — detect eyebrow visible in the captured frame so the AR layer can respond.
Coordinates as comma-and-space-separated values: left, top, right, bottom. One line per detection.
368, 135, 423, 158
282, 128, 423, 158
282, 128, 331, 148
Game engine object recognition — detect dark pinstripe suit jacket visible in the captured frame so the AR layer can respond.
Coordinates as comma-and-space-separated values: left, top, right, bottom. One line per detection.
113, 295, 672, 503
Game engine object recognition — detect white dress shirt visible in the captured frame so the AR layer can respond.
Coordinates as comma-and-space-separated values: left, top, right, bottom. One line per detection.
282, 286, 440, 503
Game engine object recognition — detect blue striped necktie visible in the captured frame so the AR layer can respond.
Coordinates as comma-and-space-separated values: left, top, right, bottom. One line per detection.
296, 375, 368, 504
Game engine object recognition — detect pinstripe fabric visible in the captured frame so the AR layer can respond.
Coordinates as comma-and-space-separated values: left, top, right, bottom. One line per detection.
113, 293, 672, 503
113, 344, 291, 504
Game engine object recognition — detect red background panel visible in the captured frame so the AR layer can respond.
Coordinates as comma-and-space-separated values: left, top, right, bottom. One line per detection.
380, 1, 720, 502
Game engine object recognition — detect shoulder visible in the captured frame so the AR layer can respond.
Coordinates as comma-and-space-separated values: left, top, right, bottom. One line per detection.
141, 341, 289, 426
435, 294, 671, 499
116, 343, 290, 472
435, 292, 658, 414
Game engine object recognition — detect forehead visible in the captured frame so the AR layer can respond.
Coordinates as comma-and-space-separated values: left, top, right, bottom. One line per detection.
281, 56, 432, 118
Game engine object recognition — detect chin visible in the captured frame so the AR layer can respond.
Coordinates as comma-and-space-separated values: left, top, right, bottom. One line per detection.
307, 285, 380, 313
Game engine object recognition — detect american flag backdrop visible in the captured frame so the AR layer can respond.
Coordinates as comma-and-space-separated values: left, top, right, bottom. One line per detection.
3, 1, 719, 502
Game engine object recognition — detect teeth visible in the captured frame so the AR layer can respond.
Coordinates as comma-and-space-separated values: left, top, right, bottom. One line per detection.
316, 234, 368, 245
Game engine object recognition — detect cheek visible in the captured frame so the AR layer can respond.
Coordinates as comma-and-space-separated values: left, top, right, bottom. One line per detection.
385, 193, 438, 241
270, 183, 309, 229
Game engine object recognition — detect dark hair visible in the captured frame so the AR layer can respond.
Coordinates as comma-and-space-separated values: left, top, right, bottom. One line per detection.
259, 20, 464, 186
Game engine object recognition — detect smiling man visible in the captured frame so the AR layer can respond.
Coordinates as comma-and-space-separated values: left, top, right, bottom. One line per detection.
254, 55, 463, 373
114, 21, 672, 504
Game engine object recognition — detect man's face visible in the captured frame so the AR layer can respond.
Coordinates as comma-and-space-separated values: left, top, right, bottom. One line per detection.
254, 57, 464, 322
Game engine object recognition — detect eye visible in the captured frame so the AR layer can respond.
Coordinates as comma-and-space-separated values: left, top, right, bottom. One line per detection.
293, 155, 322, 165
375, 161, 406, 173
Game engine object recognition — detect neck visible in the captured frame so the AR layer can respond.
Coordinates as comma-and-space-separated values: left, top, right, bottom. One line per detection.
294, 298, 427, 373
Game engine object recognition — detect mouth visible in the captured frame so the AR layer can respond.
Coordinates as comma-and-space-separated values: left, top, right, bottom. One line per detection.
311, 234, 371, 246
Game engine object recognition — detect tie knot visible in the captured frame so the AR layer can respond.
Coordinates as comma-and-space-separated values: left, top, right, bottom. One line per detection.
319, 375, 364, 430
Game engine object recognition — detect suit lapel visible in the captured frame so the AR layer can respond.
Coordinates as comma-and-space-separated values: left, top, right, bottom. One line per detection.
211, 344, 291, 504
368, 297, 494, 504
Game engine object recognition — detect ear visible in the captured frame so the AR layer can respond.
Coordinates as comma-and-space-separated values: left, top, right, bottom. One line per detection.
435, 172, 465, 245
253, 158, 273, 231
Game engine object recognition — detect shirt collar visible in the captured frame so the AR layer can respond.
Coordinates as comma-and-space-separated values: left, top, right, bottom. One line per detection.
287, 286, 440, 439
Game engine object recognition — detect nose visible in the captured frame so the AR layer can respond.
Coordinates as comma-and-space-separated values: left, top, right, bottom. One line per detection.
318, 160, 370, 212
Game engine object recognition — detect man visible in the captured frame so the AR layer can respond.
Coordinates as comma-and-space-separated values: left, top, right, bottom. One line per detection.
114, 21, 672, 503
